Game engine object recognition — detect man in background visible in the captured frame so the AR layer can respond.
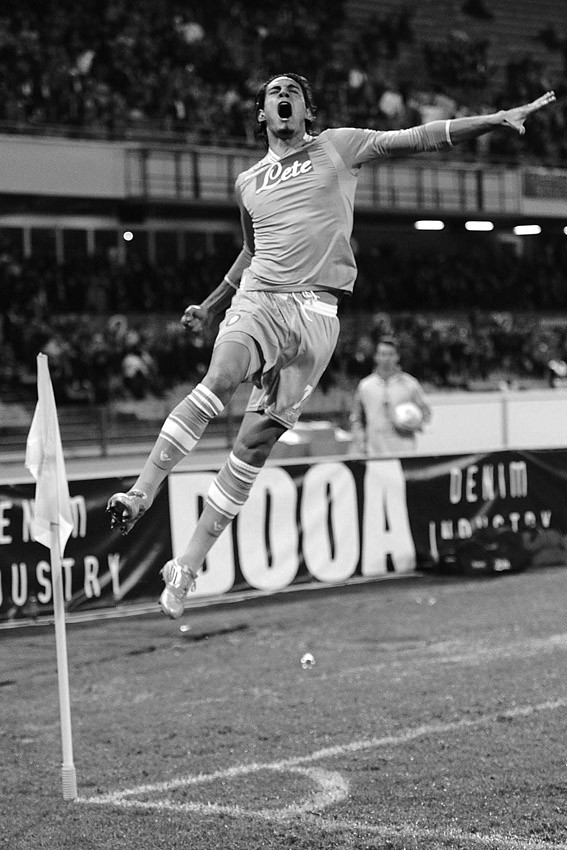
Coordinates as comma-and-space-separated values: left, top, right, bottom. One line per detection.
350, 337, 432, 455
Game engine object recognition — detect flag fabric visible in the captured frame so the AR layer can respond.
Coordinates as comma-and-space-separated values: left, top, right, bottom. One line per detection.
25, 353, 74, 553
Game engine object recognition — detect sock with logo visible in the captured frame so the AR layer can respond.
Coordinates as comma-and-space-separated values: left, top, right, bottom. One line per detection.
176, 451, 262, 571
206, 452, 262, 523
131, 383, 224, 504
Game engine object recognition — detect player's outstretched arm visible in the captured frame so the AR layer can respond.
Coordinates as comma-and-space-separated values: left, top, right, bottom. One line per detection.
447, 90, 556, 144
368, 91, 556, 156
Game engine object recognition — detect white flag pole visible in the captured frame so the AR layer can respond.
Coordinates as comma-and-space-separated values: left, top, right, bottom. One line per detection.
26, 353, 77, 800
50, 520, 77, 800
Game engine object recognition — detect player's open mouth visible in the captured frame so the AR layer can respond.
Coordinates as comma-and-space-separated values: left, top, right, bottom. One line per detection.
278, 101, 292, 120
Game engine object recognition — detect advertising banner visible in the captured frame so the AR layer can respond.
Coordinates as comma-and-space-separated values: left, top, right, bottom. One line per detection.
1, 450, 566, 620
0, 476, 172, 619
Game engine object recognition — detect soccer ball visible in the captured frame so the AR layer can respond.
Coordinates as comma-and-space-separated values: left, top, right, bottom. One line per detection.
393, 402, 423, 434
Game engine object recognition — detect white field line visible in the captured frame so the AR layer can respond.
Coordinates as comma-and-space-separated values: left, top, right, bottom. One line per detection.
79, 698, 567, 848
300, 815, 567, 850
82, 766, 348, 819
429, 632, 567, 666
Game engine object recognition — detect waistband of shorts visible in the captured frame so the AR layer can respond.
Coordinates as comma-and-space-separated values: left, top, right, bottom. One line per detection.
286, 291, 338, 317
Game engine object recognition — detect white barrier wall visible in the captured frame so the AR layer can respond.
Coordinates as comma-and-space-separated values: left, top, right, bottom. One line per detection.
417, 389, 567, 455
0, 135, 129, 198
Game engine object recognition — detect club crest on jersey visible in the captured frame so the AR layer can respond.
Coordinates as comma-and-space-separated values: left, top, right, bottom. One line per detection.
256, 150, 313, 194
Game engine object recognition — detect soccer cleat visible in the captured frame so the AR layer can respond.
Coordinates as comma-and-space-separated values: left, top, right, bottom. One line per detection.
159, 558, 199, 619
106, 489, 148, 535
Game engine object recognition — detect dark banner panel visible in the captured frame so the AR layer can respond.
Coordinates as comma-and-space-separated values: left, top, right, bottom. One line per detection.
0, 476, 172, 619
1, 450, 566, 621
402, 449, 567, 565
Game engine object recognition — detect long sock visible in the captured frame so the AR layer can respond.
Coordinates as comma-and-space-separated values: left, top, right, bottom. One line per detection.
132, 383, 224, 503
177, 452, 262, 570
206, 452, 262, 520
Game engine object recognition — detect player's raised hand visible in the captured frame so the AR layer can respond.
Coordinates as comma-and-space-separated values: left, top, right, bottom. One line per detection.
501, 90, 556, 134
181, 303, 208, 333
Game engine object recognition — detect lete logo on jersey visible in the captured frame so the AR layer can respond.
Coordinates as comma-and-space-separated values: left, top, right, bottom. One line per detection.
256, 149, 313, 194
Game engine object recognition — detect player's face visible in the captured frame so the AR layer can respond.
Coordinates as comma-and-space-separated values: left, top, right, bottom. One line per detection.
374, 344, 399, 373
258, 76, 313, 141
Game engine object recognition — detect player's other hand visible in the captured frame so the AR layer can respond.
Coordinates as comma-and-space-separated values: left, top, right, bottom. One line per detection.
501, 90, 556, 134
181, 304, 208, 333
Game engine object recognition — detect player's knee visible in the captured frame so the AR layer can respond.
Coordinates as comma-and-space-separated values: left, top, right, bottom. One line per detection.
204, 347, 250, 400
203, 366, 239, 400
233, 418, 286, 466
234, 443, 270, 467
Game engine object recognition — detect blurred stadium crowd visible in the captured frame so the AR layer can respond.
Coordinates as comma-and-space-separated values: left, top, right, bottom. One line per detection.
3, 242, 567, 405
0, 0, 566, 161
1, 0, 567, 406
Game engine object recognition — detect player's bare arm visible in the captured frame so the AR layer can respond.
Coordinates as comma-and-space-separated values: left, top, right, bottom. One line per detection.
181, 280, 235, 333
182, 188, 254, 334
447, 90, 556, 144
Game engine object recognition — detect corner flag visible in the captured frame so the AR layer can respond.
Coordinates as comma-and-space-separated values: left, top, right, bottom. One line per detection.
25, 353, 73, 553
25, 353, 77, 801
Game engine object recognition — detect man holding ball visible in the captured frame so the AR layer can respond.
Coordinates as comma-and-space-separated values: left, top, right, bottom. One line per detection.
349, 336, 432, 456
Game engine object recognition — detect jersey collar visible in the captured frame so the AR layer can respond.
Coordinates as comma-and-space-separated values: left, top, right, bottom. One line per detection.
267, 133, 313, 161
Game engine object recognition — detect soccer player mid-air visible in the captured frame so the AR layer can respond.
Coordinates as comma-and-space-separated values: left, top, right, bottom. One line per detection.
106, 73, 555, 618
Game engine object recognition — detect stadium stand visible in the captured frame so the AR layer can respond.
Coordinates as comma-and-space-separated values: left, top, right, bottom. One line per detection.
1, 0, 567, 420
0, 0, 565, 159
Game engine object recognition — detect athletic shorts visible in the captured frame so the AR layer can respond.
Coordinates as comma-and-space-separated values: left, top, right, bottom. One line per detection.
214, 289, 340, 428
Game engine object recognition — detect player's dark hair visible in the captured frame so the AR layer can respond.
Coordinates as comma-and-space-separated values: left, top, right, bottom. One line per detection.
254, 72, 317, 147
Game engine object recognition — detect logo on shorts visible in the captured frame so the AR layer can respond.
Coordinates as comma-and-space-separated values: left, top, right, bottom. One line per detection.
256, 150, 313, 194
288, 385, 314, 414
